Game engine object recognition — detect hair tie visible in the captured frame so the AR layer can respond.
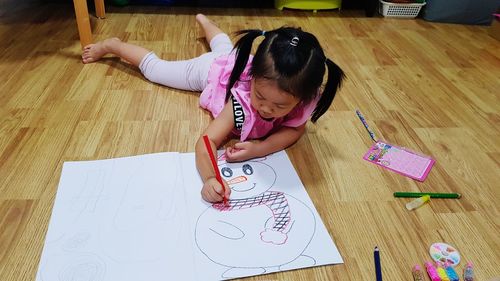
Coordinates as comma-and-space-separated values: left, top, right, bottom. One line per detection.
262, 30, 266, 36
290, 36, 299, 47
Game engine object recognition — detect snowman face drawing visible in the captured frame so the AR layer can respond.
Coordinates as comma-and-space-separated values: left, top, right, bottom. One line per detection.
220, 161, 276, 199
195, 157, 317, 279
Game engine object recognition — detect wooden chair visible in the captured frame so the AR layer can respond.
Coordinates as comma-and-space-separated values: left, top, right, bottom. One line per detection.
73, 0, 106, 48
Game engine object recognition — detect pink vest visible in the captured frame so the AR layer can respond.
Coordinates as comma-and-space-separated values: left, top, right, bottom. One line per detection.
200, 54, 319, 141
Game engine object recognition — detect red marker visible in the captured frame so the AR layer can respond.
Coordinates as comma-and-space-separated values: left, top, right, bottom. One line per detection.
202, 135, 227, 205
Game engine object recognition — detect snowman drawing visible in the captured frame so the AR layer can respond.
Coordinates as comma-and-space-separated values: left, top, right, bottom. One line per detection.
195, 156, 317, 279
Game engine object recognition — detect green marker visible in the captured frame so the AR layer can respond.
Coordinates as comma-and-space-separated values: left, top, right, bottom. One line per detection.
393, 192, 461, 199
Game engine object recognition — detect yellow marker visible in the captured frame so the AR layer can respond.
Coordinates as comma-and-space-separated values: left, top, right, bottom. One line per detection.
436, 263, 450, 281
405, 195, 430, 210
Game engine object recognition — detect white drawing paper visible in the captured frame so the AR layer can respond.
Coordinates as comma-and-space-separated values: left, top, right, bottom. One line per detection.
36, 151, 343, 281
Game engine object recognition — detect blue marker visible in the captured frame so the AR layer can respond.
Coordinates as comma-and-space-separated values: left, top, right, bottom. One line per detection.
374, 246, 383, 281
444, 262, 459, 281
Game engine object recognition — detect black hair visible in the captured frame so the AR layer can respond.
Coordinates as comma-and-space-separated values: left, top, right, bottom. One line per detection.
226, 27, 345, 122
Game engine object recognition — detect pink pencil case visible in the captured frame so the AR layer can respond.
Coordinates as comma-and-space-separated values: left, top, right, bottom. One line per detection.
363, 141, 435, 182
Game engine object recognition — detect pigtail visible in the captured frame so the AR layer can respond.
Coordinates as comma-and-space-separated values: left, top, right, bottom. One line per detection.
311, 58, 345, 122
225, 29, 264, 102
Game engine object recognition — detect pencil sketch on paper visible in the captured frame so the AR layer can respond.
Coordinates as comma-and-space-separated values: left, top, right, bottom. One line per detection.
99, 158, 182, 264
37, 151, 343, 281
37, 153, 193, 281
40, 252, 107, 281
195, 157, 317, 279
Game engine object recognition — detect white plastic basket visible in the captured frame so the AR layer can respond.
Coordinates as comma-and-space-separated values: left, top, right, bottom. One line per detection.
379, 0, 426, 18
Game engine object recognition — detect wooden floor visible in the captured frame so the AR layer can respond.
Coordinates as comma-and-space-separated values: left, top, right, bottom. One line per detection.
0, 0, 499, 280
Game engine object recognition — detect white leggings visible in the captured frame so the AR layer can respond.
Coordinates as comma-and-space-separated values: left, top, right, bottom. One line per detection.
138, 33, 233, 91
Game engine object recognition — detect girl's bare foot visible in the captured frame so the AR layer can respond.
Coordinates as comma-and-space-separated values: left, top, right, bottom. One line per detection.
82, 37, 120, 64
195, 13, 211, 27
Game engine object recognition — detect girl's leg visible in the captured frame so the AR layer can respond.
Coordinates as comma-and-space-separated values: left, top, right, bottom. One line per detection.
196, 14, 224, 46
84, 14, 221, 65
82, 37, 150, 66
82, 15, 233, 91
81, 36, 215, 91
139, 15, 233, 91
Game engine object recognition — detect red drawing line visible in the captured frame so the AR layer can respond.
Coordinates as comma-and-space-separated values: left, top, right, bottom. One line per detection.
213, 191, 291, 232
202, 135, 227, 205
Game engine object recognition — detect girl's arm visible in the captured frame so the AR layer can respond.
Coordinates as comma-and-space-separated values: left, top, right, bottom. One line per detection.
195, 102, 234, 202
225, 123, 306, 162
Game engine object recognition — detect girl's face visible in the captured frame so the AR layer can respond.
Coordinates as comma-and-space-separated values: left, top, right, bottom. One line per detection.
250, 78, 300, 120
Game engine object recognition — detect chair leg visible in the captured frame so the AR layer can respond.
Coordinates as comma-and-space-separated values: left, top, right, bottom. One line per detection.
73, 0, 92, 48
95, 0, 106, 19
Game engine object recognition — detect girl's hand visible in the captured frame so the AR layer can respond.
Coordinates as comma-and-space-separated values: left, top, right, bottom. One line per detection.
225, 141, 261, 162
201, 177, 231, 203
